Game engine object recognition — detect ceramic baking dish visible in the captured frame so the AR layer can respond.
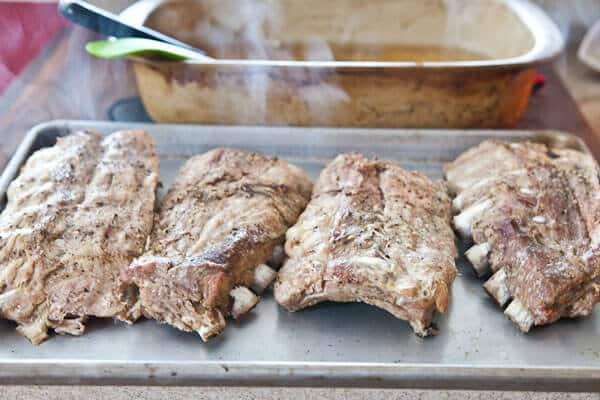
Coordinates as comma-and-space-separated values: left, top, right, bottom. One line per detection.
119, 0, 563, 128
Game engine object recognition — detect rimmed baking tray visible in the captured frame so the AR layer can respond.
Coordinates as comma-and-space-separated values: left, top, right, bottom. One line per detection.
0, 120, 597, 392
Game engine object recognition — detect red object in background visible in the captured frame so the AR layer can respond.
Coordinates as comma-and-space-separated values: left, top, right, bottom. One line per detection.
0, 2, 68, 94
532, 73, 547, 95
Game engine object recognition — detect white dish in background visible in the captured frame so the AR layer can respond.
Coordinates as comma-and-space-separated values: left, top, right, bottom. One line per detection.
118, 0, 564, 129
578, 19, 600, 72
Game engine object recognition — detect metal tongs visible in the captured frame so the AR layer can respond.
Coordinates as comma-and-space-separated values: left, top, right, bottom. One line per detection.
58, 0, 209, 59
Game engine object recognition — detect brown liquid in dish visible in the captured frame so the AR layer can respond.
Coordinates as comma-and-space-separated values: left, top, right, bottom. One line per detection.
320, 43, 489, 62
205, 43, 490, 62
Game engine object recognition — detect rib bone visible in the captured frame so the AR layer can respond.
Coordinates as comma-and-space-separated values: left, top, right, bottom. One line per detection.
452, 175, 497, 212
267, 244, 285, 268
16, 319, 49, 345
453, 199, 492, 239
504, 299, 534, 332
452, 194, 466, 213
250, 263, 277, 294
54, 317, 87, 336
465, 242, 491, 277
483, 268, 511, 307
230, 287, 260, 320
197, 310, 226, 342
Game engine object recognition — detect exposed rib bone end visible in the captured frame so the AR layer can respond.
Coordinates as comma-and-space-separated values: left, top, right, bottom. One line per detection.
230, 287, 260, 320
504, 299, 534, 332
452, 193, 465, 213
250, 263, 278, 294
444, 173, 462, 195
197, 311, 226, 342
483, 269, 511, 307
16, 319, 49, 345
410, 320, 438, 337
267, 244, 286, 268
465, 242, 491, 277
453, 200, 492, 239
54, 317, 87, 337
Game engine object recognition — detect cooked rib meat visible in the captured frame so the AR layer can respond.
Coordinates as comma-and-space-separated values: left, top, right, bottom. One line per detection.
445, 140, 600, 332
274, 153, 457, 336
0, 130, 159, 343
121, 148, 312, 340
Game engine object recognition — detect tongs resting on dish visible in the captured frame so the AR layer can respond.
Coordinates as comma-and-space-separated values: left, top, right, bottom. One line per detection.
58, 0, 209, 59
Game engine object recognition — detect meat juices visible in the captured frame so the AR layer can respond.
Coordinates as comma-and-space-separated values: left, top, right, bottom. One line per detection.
0, 130, 159, 344
445, 141, 600, 332
121, 148, 312, 340
274, 153, 457, 336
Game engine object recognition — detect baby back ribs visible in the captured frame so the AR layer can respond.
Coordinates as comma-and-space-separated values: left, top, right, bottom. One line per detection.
0, 130, 158, 343
121, 148, 312, 340
445, 141, 600, 331
274, 153, 457, 336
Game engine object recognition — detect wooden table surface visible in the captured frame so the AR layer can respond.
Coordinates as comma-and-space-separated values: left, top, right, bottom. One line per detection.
0, 26, 599, 172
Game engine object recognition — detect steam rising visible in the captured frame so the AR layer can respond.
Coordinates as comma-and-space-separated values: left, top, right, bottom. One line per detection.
2, 0, 599, 133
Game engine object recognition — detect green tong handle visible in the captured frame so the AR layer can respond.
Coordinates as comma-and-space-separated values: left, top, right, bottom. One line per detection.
86, 38, 212, 61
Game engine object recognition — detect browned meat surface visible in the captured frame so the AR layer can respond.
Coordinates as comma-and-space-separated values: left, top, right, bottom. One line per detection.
445, 141, 600, 332
274, 153, 457, 336
0, 130, 159, 344
121, 148, 312, 340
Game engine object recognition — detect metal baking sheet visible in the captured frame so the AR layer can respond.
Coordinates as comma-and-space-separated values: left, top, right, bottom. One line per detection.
0, 120, 597, 391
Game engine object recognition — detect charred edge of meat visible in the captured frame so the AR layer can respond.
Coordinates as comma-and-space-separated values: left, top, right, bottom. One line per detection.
504, 299, 535, 332
483, 268, 512, 307
465, 242, 491, 277
230, 287, 260, 319
267, 244, 286, 269
453, 199, 492, 239
250, 263, 278, 294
